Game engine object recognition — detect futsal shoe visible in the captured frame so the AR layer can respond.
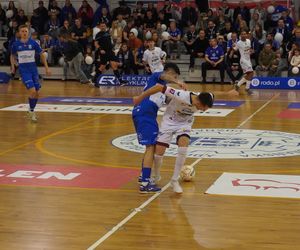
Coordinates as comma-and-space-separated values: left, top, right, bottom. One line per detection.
246, 89, 253, 95
139, 182, 161, 194
234, 84, 240, 91
28, 111, 37, 123
171, 180, 183, 194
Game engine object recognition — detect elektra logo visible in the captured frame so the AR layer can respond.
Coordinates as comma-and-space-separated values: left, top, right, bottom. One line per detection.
98, 75, 117, 85
288, 79, 297, 87
251, 78, 260, 87
112, 129, 300, 159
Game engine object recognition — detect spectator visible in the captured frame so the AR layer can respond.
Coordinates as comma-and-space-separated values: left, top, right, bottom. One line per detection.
205, 20, 218, 40
256, 43, 276, 76
216, 9, 228, 32
0, 4, 7, 36
183, 24, 197, 54
78, 0, 94, 26
134, 1, 145, 17
113, 37, 122, 55
288, 43, 299, 63
93, 5, 110, 27
15, 9, 28, 26
123, 18, 135, 42
234, 14, 248, 32
113, 1, 131, 20
59, 19, 72, 36
118, 43, 138, 74
269, 49, 287, 77
34, 1, 49, 35
165, 21, 182, 59
219, 0, 233, 23
6, 19, 18, 41
134, 39, 148, 73
265, 33, 280, 51
25, 21, 36, 37
170, 5, 181, 24
146, 2, 158, 21
251, 2, 266, 23
281, 10, 294, 32
98, 7, 111, 27
30, 10, 40, 33
110, 20, 123, 43
48, 0, 61, 18
202, 38, 225, 83
248, 32, 260, 67
116, 14, 127, 30
233, 1, 251, 26
128, 31, 142, 51
189, 29, 209, 71
287, 28, 300, 50
269, 0, 286, 27
152, 30, 162, 48
250, 12, 264, 32
132, 10, 143, 29
71, 18, 88, 50
272, 18, 291, 44
7, 1, 18, 20
41, 33, 61, 65
61, 0, 77, 24
252, 23, 266, 49
181, 0, 197, 29
217, 35, 227, 53
289, 48, 300, 76
227, 32, 239, 52
219, 21, 235, 40
47, 12, 60, 38
143, 10, 156, 30
226, 48, 243, 84
161, 0, 172, 21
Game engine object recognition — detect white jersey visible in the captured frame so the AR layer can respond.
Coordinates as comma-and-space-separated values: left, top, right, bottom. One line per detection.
236, 39, 251, 63
162, 87, 198, 126
143, 47, 166, 73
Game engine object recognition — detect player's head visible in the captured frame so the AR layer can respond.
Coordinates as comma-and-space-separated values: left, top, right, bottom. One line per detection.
147, 39, 155, 49
195, 92, 214, 111
240, 30, 248, 41
18, 25, 29, 40
164, 63, 180, 76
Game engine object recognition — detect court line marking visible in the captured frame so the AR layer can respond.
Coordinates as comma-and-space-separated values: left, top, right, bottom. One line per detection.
86, 93, 279, 249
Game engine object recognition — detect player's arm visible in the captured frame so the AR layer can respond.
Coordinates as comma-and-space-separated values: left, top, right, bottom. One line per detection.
215, 55, 224, 65
40, 49, 51, 76
10, 54, 16, 75
160, 72, 187, 90
133, 84, 165, 106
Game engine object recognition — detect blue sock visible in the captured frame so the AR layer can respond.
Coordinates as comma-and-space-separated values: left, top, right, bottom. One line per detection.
142, 167, 151, 182
33, 98, 38, 109
28, 98, 35, 111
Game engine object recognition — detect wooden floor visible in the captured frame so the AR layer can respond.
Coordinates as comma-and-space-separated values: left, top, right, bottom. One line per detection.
1, 79, 300, 250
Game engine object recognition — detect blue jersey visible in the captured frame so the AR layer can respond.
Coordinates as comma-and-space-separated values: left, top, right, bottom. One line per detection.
11, 38, 42, 74
169, 28, 181, 38
205, 45, 224, 62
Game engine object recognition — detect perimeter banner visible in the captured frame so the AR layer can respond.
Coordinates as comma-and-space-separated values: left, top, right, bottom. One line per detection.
251, 77, 300, 90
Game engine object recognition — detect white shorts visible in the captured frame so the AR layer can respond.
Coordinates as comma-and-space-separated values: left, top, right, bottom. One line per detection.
156, 123, 192, 147
240, 59, 253, 73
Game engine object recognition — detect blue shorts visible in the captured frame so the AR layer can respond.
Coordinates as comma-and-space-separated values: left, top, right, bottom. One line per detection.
21, 72, 41, 90
133, 115, 158, 146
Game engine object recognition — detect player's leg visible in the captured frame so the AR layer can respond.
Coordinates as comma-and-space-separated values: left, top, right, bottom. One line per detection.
244, 71, 254, 94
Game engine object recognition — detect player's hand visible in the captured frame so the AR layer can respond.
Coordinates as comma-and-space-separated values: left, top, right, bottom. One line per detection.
45, 68, 51, 76
133, 95, 143, 106
11, 66, 16, 75
178, 81, 187, 91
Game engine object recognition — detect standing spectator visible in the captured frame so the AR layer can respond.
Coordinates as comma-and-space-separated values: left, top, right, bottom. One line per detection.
15, 9, 28, 26
61, 0, 77, 24
219, 0, 233, 23
255, 43, 276, 76
183, 24, 197, 54
233, 1, 251, 26
48, 0, 61, 18
181, 0, 197, 29
0, 4, 6, 37
59, 19, 72, 36
189, 29, 209, 71
289, 48, 300, 76
118, 43, 138, 74
205, 20, 218, 40
226, 48, 243, 84
71, 18, 88, 51
78, 0, 93, 27
34, 1, 49, 35
165, 21, 182, 59
202, 38, 225, 83
113, 1, 131, 20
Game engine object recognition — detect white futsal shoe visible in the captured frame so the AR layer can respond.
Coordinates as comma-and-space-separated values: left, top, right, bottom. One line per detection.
28, 111, 37, 122
171, 179, 183, 194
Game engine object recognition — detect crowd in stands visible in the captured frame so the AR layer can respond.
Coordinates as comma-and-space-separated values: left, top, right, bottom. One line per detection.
0, 0, 300, 83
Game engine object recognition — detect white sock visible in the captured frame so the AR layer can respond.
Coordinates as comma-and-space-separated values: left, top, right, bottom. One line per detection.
172, 147, 188, 181
153, 154, 163, 178
237, 77, 247, 87
245, 81, 251, 90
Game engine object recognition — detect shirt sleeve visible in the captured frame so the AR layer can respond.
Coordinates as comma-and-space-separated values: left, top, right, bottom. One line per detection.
11, 42, 17, 55
142, 50, 148, 62
162, 87, 192, 105
33, 40, 43, 55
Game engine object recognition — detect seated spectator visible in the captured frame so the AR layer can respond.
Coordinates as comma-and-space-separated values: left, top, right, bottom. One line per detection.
248, 32, 260, 67
93, 3, 110, 27
287, 28, 300, 51
7, 1, 18, 20
288, 43, 300, 63
189, 29, 209, 71
219, 0, 233, 23
146, 2, 158, 20
281, 10, 294, 32
117, 43, 138, 74
164, 21, 182, 59
98, 7, 111, 27
41, 33, 61, 65
15, 9, 28, 26
217, 35, 227, 53
116, 14, 127, 30
143, 10, 156, 30
59, 20, 72, 36
170, 5, 182, 25
269, 49, 287, 77
272, 18, 291, 45
288, 48, 300, 76
233, 1, 250, 26
110, 20, 123, 43
0, 4, 7, 37
183, 24, 197, 55
61, 0, 77, 25
157, 10, 169, 28
113, 1, 131, 20
250, 12, 264, 32
34, 1, 49, 35
251, 1, 266, 23
47, 12, 60, 39
134, 1, 145, 17
255, 43, 276, 76
128, 31, 142, 51
123, 18, 135, 42
71, 18, 88, 51
161, 0, 172, 21
181, 0, 197, 29
252, 23, 266, 49
226, 48, 243, 84
25, 21, 36, 37
227, 32, 239, 52
82, 45, 93, 78
113, 37, 122, 55
265, 33, 280, 51
234, 14, 248, 33
134, 39, 148, 73
78, 0, 93, 27
219, 21, 235, 41
205, 20, 218, 40
48, 0, 61, 18
267, 0, 286, 29
202, 38, 225, 83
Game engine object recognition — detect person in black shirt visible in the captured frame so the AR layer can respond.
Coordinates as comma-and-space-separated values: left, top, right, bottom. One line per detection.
226, 48, 243, 84
189, 29, 209, 70
71, 18, 87, 51
95, 21, 126, 85
181, 1, 197, 29
183, 24, 197, 55
117, 43, 138, 75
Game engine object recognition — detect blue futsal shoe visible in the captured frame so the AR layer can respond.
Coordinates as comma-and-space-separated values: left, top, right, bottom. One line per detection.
139, 182, 161, 194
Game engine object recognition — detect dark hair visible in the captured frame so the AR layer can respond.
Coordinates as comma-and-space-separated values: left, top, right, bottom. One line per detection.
164, 63, 180, 75
198, 92, 214, 108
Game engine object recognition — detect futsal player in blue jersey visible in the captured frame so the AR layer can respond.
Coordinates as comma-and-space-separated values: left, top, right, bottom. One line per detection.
10, 24, 51, 122
132, 63, 186, 193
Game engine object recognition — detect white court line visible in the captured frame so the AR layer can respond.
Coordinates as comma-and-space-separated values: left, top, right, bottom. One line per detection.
86, 93, 279, 250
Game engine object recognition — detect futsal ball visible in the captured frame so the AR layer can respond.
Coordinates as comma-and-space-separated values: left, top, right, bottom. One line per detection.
130, 28, 138, 37
58, 57, 65, 66
267, 5, 275, 14
145, 31, 152, 40
6, 10, 13, 19
292, 67, 299, 74
161, 31, 170, 40
180, 165, 196, 182
161, 24, 167, 31
227, 32, 232, 41
85, 56, 93, 65
274, 33, 283, 44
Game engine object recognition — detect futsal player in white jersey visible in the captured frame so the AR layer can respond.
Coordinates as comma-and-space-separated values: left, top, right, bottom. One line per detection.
233, 30, 254, 95
134, 86, 214, 193
143, 39, 167, 73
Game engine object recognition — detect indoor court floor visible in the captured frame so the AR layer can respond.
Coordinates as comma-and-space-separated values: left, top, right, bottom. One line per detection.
1, 79, 300, 250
